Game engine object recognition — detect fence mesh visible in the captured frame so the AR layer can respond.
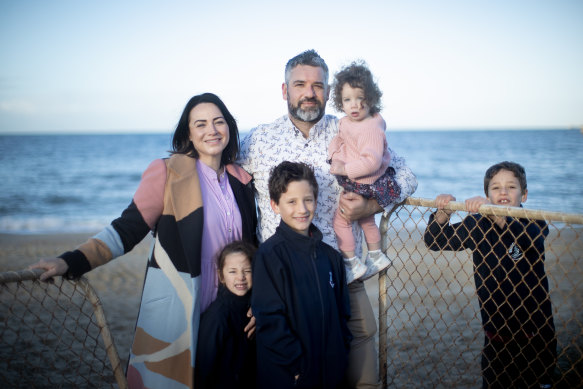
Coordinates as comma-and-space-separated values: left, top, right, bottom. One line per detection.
0, 269, 128, 389
379, 198, 583, 388
1, 198, 581, 388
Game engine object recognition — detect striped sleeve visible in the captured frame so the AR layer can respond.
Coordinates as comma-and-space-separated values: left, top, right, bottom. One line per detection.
60, 159, 166, 278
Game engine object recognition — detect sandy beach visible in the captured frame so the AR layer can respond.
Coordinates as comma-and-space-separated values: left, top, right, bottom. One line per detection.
0, 232, 150, 366
1, 225, 581, 388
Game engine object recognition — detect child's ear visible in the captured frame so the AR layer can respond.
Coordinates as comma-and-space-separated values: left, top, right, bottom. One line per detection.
270, 199, 280, 214
521, 189, 528, 204
217, 270, 224, 284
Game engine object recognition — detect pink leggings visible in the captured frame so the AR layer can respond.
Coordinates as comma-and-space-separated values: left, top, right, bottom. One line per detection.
333, 208, 380, 253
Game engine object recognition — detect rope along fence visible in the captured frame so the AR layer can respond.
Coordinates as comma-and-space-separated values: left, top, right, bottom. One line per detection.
378, 198, 583, 388
0, 269, 128, 389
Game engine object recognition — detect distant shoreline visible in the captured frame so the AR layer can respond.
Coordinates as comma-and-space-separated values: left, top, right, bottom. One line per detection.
0, 127, 577, 136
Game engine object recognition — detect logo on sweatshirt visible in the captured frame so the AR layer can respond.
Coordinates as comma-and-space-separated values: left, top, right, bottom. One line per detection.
508, 243, 523, 261
329, 272, 335, 288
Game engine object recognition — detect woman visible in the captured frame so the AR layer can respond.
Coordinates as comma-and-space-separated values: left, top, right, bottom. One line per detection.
30, 93, 257, 389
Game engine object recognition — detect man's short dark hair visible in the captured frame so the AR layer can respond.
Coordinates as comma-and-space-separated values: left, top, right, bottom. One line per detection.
285, 49, 329, 86
484, 161, 527, 195
268, 161, 319, 204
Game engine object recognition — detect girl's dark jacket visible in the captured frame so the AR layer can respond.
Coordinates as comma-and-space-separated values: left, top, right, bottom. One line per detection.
196, 285, 256, 388
252, 221, 352, 389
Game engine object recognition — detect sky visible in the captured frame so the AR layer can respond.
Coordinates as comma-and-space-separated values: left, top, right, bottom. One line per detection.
1, 0, 582, 134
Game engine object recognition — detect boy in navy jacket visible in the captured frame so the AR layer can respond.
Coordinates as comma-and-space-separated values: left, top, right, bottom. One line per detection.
252, 161, 352, 389
424, 161, 556, 388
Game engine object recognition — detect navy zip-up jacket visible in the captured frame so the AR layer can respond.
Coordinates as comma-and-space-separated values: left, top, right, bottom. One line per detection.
424, 213, 554, 340
252, 221, 352, 389
195, 285, 256, 388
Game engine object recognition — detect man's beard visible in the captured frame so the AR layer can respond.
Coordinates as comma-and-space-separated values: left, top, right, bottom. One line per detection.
287, 95, 325, 123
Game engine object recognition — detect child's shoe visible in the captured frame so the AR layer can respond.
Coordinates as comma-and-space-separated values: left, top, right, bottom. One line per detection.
344, 256, 367, 284
361, 250, 391, 281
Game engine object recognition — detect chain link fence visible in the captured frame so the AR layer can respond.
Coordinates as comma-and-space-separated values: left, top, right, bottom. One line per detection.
1, 198, 581, 388
0, 269, 128, 388
379, 198, 583, 388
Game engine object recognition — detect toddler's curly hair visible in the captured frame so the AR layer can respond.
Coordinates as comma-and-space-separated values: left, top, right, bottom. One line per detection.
331, 61, 382, 114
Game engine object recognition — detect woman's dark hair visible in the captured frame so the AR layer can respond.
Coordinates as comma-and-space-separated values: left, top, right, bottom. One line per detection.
171, 93, 239, 165
331, 61, 382, 114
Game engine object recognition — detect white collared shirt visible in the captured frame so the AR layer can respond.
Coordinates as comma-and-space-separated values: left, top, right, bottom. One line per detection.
238, 114, 417, 249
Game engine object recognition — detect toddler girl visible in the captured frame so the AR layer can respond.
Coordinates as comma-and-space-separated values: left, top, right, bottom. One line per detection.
195, 241, 257, 388
328, 61, 401, 283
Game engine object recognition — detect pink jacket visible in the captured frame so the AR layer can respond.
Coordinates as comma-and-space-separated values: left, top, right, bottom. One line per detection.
328, 113, 391, 185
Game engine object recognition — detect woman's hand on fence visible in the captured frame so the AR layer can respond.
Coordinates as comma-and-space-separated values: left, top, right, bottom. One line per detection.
28, 258, 69, 282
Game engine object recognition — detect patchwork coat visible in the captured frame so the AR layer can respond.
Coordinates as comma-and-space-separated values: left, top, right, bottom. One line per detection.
60, 153, 257, 388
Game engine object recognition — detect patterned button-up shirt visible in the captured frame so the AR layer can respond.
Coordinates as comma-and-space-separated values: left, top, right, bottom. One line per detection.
238, 114, 417, 249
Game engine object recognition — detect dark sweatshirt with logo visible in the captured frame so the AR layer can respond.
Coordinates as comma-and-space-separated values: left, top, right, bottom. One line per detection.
424, 213, 554, 340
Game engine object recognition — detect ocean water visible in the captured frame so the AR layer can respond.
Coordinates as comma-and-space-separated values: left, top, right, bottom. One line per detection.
0, 129, 581, 233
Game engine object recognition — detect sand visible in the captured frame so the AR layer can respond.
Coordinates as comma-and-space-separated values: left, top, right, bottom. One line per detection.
0, 232, 149, 367
0, 226, 581, 388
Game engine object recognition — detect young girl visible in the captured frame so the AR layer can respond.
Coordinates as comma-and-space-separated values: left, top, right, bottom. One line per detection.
328, 61, 401, 283
195, 241, 257, 388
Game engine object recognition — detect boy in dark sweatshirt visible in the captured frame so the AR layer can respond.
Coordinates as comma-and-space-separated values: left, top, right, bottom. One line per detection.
252, 161, 352, 389
424, 161, 556, 388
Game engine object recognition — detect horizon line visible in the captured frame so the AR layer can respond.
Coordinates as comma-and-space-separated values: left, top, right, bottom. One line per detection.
0, 126, 579, 136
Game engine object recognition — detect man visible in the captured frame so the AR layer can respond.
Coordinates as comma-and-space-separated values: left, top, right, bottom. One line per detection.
238, 49, 417, 388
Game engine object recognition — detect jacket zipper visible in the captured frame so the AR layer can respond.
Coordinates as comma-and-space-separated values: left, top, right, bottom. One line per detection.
309, 244, 326, 388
